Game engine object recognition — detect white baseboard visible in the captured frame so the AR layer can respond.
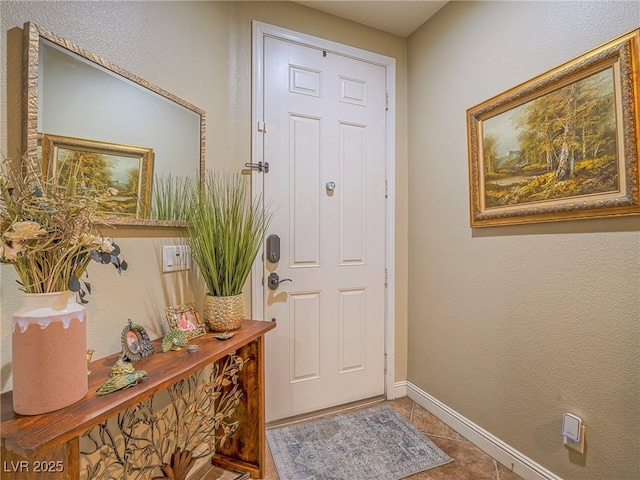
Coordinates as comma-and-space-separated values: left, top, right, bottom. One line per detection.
393, 380, 408, 398
406, 383, 563, 480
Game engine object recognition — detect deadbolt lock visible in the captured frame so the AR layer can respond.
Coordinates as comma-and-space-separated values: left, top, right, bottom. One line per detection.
266, 234, 280, 263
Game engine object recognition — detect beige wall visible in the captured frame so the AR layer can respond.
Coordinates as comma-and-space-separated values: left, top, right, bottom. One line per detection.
407, 2, 639, 480
0, 2, 408, 391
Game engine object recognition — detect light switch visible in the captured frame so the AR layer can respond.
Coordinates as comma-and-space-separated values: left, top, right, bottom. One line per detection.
162, 245, 190, 272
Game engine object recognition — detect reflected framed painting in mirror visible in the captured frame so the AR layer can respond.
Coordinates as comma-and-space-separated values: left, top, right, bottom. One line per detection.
41, 134, 154, 219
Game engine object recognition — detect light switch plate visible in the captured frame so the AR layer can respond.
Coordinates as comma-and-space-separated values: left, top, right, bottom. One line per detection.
162, 245, 190, 272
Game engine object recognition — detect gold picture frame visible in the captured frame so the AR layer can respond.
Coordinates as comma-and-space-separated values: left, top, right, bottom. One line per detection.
165, 303, 206, 340
467, 29, 640, 227
41, 134, 154, 220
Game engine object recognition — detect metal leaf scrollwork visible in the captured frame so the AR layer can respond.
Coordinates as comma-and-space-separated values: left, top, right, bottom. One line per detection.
80, 352, 249, 479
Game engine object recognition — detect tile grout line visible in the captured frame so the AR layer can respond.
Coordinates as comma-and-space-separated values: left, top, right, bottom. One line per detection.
428, 432, 474, 443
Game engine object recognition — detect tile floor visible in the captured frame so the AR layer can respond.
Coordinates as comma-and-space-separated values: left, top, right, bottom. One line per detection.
262, 396, 523, 480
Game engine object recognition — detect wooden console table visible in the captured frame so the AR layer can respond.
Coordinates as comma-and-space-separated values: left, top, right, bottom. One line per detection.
1, 319, 275, 479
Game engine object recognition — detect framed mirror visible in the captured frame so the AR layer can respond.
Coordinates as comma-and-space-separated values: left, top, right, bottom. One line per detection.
23, 22, 205, 226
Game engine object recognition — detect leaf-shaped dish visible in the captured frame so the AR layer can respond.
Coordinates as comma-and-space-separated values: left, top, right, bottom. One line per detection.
211, 332, 235, 340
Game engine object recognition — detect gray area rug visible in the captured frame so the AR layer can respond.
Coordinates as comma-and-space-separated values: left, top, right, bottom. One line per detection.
266, 405, 452, 479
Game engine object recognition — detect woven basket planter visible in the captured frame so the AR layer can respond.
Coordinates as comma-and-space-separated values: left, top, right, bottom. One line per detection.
203, 294, 245, 332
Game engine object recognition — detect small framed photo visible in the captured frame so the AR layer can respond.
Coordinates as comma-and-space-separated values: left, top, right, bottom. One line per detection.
165, 303, 206, 339
120, 319, 154, 362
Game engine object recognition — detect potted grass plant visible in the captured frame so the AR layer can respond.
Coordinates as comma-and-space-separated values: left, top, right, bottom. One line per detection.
185, 171, 270, 332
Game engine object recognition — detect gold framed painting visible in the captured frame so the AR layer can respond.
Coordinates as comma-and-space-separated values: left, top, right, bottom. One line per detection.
165, 303, 206, 340
41, 134, 154, 219
467, 29, 640, 227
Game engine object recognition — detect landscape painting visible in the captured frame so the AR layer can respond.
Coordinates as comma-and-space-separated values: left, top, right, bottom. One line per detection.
42, 134, 154, 219
482, 68, 617, 208
467, 29, 640, 227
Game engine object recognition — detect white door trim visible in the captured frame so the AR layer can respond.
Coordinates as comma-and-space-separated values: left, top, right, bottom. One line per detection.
251, 21, 397, 401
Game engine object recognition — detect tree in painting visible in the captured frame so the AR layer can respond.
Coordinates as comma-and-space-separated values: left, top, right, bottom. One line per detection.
483, 68, 617, 208
56, 150, 140, 215
57, 150, 113, 194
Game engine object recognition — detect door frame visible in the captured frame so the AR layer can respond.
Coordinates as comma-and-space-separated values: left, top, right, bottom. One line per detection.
251, 21, 397, 400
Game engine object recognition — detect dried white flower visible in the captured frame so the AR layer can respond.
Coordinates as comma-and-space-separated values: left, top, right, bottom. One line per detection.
99, 237, 115, 253
78, 233, 96, 245
4, 221, 46, 242
1, 240, 24, 261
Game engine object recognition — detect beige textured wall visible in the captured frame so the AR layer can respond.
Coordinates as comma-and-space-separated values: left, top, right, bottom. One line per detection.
407, 2, 640, 480
0, 1, 408, 391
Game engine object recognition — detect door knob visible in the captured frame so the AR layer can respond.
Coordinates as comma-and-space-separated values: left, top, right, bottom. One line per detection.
268, 272, 292, 291
326, 181, 336, 191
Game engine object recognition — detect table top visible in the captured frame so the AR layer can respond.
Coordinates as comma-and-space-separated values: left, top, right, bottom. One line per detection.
1, 319, 275, 456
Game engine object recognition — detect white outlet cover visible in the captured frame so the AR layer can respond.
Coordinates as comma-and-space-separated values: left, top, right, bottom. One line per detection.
562, 413, 581, 442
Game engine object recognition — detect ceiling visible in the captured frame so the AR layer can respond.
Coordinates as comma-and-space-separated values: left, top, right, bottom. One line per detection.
292, 1, 448, 37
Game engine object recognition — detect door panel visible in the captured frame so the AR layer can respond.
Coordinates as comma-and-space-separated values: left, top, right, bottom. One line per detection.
289, 292, 321, 382
339, 122, 366, 264
290, 114, 321, 267
263, 36, 387, 421
338, 288, 366, 373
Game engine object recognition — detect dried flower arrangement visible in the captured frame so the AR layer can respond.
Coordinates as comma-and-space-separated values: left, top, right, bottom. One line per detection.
0, 155, 127, 302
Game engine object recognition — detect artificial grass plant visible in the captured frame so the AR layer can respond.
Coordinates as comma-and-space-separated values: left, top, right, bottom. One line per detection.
185, 171, 271, 297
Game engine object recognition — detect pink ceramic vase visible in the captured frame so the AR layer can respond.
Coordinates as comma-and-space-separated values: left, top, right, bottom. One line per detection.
11, 291, 88, 415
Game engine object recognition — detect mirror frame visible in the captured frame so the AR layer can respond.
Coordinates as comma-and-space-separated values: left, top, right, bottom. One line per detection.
22, 22, 206, 227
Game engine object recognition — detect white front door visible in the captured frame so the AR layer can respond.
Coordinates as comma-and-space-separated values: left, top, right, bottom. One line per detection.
254, 26, 391, 422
